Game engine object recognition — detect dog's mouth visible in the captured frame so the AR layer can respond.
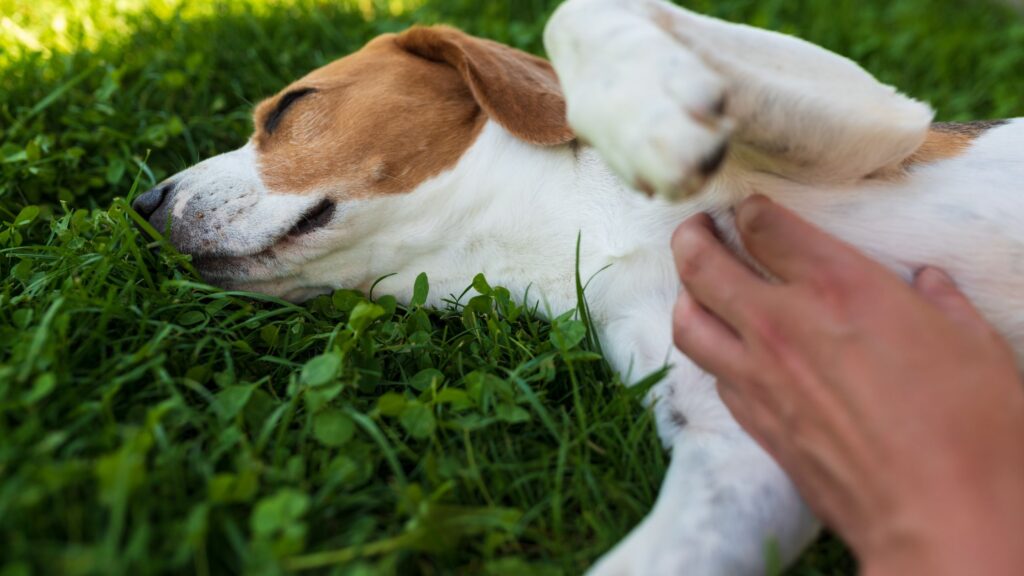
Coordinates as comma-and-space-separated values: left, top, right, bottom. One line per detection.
189, 198, 336, 281
284, 198, 336, 239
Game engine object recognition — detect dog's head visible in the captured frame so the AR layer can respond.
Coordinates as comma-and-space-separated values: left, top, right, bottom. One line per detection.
134, 27, 573, 300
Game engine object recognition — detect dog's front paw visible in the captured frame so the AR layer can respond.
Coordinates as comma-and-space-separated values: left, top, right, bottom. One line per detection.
561, 34, 732, 200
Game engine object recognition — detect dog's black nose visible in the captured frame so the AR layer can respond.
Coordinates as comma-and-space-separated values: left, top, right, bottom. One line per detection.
133, 182, 175, 220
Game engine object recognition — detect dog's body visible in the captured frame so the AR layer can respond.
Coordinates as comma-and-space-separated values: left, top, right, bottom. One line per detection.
133, 0, 1024, 573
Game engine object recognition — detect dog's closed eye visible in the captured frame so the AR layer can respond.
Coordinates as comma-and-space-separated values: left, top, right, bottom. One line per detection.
264, 87, 318, 134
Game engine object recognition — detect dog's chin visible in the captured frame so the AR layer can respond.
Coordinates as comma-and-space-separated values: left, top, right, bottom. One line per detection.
183, 230, 344, 303
239, 282, 334, 303
191, 255, 260, 283
179, 201, 342, 302
199, 267, 333, 303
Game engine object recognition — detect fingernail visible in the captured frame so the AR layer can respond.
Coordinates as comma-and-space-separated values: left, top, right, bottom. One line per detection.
736, 194, 773, 233
915, 267, 954, 291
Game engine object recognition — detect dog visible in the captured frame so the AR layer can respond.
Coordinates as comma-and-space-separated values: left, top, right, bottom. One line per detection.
132, 0, 1024, 573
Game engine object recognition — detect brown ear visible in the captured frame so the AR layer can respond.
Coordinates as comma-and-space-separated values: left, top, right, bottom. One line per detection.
396, 25, 575, 147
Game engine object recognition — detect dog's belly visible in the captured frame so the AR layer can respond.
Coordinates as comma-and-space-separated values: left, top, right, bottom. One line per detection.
737, 118, 1024, 363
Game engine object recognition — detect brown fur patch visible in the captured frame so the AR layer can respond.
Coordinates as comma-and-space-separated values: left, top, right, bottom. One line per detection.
253, 34, 484, 197
253, 27, 573, 198
903, 120, 1008, 167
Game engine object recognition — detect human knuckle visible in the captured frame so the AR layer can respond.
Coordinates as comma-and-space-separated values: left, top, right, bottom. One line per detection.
746, 310, 783, 344
803, 275, 855, 318
717, 283, 746, 310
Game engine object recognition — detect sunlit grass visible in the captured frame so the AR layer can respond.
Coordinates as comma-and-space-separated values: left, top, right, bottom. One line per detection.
0, 0, 425, 66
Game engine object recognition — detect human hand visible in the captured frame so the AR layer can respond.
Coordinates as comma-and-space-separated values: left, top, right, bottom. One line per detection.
670, 195, 1024, 576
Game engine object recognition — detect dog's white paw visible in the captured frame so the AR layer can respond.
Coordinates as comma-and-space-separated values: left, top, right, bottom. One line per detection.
561, 33, 732, 201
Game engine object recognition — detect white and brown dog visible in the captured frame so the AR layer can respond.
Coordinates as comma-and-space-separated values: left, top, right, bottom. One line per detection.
133, 0, 1024, 573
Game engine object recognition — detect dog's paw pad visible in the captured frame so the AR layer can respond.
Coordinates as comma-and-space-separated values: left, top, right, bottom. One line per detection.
562, 36, 733, 201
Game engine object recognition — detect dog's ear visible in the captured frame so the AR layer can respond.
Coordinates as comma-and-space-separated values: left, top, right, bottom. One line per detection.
396, 26, 575, 147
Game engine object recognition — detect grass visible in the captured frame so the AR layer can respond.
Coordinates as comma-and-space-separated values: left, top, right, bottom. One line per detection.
1, 0, 1021, 574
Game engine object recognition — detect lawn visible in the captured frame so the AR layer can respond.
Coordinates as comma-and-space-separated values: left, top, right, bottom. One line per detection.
1, 0, 1021, 574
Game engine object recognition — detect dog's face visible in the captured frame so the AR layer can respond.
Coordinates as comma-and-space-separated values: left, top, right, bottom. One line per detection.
134, 27, 573, 300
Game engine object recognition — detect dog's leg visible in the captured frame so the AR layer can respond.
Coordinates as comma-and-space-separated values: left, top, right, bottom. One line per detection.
545, 0, 935, 199
594, 311, 819, 575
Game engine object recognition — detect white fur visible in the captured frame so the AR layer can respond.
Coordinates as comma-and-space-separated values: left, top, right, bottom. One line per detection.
158, 2, 1024, 574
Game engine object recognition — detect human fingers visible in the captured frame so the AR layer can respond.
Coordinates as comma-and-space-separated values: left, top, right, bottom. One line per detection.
672, 212, 773, 331
736, 194, 885, 287
673, 289, 748, 382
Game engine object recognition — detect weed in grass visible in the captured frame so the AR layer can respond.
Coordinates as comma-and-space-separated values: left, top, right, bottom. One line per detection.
1, 0, 1021, 574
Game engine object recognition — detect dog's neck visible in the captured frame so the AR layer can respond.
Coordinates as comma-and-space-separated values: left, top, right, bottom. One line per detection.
309, 121, 685, 316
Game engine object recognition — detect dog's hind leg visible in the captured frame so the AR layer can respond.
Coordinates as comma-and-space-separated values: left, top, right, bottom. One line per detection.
593, 310, 819, 576
590, 424, 818, 576
544, 0, 934, 199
